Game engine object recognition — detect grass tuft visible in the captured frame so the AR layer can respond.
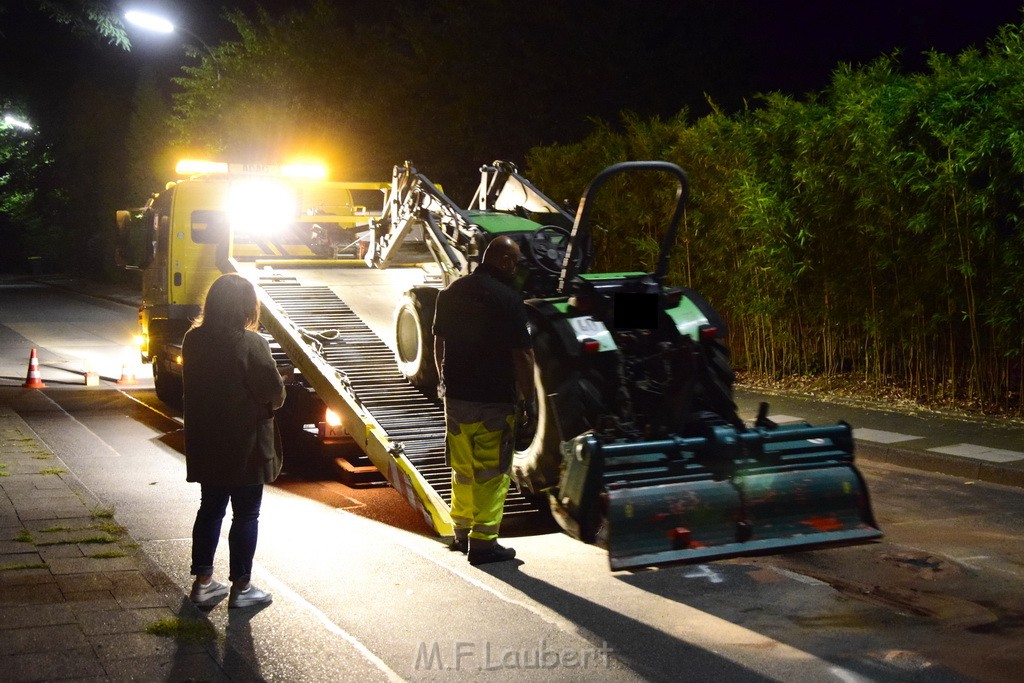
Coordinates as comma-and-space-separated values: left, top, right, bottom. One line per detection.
14, 529, 34, 543
92, 521, 126, 536
39, 467, 65, 475
145, 617, 218, 643
37, 535, 115, 546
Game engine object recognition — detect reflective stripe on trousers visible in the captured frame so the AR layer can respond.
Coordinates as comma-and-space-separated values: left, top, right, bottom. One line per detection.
445, 399, 515, 542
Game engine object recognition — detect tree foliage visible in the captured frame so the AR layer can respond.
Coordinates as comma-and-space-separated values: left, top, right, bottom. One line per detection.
162, 4, 1024, 412
526, 23, 1024, 414
0, 0, 136, 277
3, 1, 130, 49
167, 0, 749, 199
0, 98, 56, 272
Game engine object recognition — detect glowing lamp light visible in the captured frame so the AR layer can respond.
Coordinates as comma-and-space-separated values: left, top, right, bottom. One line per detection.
125, 10, 174, 34
324, 408, 342, 427
176, 159, 229, 176
3, 115, 32, 131
227, 179, 296, 236
123, 10, 173, 34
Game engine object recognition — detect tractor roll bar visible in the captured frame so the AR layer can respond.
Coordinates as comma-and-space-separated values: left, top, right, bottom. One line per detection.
558, 161, 689, 292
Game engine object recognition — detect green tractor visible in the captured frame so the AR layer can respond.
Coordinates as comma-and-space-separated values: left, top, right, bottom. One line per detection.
372, 160, 881, 569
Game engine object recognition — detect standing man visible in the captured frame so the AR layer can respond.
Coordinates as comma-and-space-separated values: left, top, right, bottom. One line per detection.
433, 235, 536, 565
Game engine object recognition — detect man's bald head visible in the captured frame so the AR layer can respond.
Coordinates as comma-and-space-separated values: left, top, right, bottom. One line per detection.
482, 235, 522, 276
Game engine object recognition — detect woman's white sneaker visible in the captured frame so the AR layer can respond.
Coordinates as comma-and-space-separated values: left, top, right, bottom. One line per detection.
190, 579, 229, 606
229, 583, 273, 608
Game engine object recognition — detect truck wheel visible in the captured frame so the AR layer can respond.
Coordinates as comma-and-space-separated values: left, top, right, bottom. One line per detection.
394, 287, 439, 389
152, 357, 182, 408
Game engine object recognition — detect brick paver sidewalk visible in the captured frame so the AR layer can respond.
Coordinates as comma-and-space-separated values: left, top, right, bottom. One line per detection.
0, 405, 240, 681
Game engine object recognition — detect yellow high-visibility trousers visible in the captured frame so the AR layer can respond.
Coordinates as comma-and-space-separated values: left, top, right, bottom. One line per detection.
445, 399, 515, 542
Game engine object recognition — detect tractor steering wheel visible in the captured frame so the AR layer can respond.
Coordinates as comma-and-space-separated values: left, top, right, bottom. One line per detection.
528, 225, 577, 275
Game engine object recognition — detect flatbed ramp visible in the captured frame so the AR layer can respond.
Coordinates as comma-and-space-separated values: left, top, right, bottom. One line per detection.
251, 271, 538, 536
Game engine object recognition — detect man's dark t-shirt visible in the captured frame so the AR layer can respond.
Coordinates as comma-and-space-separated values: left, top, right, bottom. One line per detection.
433, 263, 531, 403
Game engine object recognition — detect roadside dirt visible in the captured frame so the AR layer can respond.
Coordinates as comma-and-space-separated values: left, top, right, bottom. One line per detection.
759, 459, 1024, 683
737, 371, 1024, 426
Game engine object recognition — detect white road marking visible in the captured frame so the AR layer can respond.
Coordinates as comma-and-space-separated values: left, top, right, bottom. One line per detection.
951, 556, 989, 571
766, 414, 804, 424
853, 428, 921, 444
119, 388, 183, 427
352, 512, 855, 678
771, 566, 829, 586
765, 411, 1023, 465
683, 564, 725, 584
928, 443, 1024, 463
254, 561, 407, 683
52, 390, 399, 680
341, 508, 572, 633
829, 665, 875, 682
37, 391, 123, 457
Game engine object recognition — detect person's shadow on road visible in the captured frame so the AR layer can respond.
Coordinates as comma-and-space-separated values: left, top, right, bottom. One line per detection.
477, 561, 769, 682
222, 602, 271, 680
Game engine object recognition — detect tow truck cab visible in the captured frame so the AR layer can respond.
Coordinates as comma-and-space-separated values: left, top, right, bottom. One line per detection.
115, 159, 382, 403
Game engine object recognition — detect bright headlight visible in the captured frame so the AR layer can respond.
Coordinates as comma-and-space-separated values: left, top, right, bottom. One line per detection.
227, 180, 296, 236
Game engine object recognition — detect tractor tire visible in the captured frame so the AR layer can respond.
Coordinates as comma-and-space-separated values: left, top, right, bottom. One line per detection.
152, 356, 183, 408
512, 362, 563, 497
394, 287, 439, 390
695, 339, 742, 427
707, 340, 735, 391
512, 325, 590, 497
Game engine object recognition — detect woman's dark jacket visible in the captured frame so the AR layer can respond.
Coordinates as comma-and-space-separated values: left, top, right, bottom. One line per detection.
182, 325, 286, 487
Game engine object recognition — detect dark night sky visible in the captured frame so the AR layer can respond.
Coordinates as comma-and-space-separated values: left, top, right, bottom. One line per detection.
3, 1, 1024, 155
1, 0, 1021, 271
131, 1, 1024, 111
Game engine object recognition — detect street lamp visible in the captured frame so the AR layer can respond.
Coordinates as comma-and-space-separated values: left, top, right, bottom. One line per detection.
124, 10, 173, 34
124, 9, 219, 77
3, 115, 33, 131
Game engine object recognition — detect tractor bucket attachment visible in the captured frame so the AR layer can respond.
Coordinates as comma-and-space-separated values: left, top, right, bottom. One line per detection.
563, 422, 881, 571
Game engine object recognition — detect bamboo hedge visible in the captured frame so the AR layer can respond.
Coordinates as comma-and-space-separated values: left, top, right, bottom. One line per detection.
526, 23, 1024, 415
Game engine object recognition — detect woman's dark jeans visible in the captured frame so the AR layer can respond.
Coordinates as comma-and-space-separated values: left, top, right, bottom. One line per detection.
190, 484, 264, 583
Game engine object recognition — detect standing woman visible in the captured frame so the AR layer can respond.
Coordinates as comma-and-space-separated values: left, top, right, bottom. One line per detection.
182, 273, 285, 608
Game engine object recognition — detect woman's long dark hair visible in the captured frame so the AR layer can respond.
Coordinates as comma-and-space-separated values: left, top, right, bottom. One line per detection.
192, 273, 260, 331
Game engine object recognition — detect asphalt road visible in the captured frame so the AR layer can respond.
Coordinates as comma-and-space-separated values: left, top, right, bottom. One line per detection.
2, 277, 1023, 681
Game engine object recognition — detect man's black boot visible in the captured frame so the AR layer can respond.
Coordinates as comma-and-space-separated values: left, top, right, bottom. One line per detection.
448, 530, 468, 554
468, 538, 516, 565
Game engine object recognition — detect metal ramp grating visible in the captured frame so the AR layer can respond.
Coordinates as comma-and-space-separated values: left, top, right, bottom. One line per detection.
258, 275, 536, 515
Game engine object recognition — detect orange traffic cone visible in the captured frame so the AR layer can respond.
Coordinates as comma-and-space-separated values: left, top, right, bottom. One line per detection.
116, 350, 137, 386
84, 360, 99, 387
22, 348, 46, 388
